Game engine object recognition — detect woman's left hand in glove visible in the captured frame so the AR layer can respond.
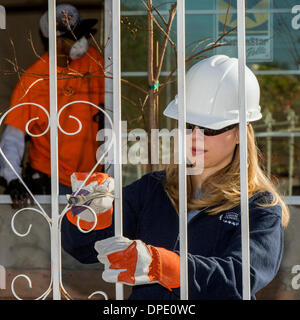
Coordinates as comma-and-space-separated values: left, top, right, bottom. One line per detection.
94, 236, 180, 291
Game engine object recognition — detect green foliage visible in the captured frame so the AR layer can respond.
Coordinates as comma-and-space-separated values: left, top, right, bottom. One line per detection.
256, 64, 300, 118
253, 64, 300, 193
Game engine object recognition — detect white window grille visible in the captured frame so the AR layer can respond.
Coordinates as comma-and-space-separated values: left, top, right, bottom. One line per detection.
177, 0, 188, 300
112, 0, 124, 301
237, 0, 251, 300
48, 0, 60, 300
0, 0, 296, 301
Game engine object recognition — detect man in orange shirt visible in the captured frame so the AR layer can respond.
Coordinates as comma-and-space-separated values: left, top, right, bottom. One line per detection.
0, 4, 105, 208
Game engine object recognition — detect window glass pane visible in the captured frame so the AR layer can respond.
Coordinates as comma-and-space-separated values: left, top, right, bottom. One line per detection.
186, 0, 215, 10
120, 0, 300, 193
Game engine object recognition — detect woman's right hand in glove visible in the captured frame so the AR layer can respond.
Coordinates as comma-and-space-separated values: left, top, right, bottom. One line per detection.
66, 172, 114, 231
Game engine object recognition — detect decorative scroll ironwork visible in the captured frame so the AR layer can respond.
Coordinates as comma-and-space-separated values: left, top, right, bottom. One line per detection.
0, 100, 114, 300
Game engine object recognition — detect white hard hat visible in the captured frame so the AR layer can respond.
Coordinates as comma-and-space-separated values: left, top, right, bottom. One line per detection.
163, 55, 262, 130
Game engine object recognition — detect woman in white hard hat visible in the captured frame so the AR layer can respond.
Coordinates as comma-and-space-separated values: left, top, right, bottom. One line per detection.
61, 55, 289, 300
163, 55, 289, 226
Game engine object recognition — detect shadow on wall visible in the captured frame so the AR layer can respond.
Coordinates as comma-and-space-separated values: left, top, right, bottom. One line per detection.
256, 205, 300, 300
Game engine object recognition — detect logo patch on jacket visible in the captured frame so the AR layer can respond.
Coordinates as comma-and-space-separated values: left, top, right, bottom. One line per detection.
219, 212, 240, 226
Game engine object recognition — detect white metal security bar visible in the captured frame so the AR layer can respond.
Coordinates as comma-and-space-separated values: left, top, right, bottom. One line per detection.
121, 8, 292, 16
0, 5, 5, 29
122, 70, 300, 76
48, 0, 60, 300
237, 0, 251, 300
112, 0, 124, 300
177, 0, 188, 300
104, 0, 114, 176
1, 194, 299, 205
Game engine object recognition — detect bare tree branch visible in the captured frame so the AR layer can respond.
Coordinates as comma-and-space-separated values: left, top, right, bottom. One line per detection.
223, 0, 231, 34
154, 3, 177, 82
151, 3, 168, 26
28, 31, 46, 63
142, 0, 177, 52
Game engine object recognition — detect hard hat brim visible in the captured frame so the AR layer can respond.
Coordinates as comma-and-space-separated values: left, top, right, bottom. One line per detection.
163, 99, 262, 130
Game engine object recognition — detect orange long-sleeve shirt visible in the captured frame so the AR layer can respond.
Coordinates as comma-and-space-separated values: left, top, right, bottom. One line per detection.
5, 45, 104, 186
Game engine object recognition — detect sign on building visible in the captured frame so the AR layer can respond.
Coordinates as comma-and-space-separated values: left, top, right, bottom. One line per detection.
216, 0, 273, 62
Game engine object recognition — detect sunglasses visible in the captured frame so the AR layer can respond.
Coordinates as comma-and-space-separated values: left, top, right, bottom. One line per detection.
186, 123, 238, 136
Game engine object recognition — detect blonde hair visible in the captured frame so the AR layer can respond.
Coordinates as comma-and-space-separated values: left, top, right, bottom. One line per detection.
164, 124, 290, 228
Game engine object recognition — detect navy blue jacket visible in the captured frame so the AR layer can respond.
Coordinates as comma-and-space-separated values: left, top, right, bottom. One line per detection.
61, 170, 284, 300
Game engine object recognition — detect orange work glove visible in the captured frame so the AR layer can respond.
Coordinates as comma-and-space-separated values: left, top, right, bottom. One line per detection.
66, 172, 114, 231
94, 236, 180, 291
